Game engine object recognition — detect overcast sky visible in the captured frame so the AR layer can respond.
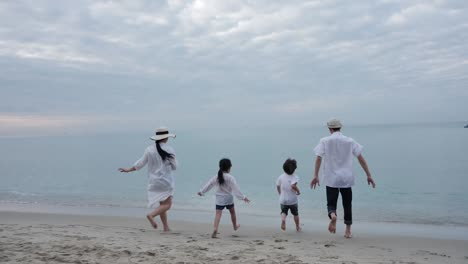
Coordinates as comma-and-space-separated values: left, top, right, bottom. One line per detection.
1, 0, 467, 136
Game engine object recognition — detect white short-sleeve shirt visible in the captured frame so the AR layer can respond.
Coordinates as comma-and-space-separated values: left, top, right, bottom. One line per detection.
276, 173, 299, 205
314, 132, 363, 188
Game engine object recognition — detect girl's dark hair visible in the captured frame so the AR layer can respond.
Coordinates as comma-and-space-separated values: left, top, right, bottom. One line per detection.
218, 158, 232, 185
283, 158, 297, 175
156, 140, 174, 161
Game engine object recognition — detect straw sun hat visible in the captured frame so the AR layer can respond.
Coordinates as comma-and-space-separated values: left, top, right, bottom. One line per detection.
150, 127, 176, 141
327, 118, 342, 128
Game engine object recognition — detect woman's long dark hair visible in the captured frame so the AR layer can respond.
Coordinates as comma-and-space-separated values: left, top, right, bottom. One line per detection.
218, 158, 232, 185
156, 139, 174, 161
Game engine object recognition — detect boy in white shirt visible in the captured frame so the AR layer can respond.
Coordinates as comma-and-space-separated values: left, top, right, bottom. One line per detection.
276, 158, 301, 231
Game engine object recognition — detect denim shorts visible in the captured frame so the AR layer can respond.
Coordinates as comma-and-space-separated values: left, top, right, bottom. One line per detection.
280, 204, 298, 216
216, 204, 234, 210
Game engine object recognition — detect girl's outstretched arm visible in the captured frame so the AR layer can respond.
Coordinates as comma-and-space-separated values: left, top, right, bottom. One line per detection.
199, 177, 216, 196
231, 177, 248, 202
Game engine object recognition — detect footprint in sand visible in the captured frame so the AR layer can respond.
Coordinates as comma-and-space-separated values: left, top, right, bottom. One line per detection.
161, 231, 181, 235
253, 240, 264, 245
416, 250, 451, 258
195, 246, 208, 251
274, 239, 288, 243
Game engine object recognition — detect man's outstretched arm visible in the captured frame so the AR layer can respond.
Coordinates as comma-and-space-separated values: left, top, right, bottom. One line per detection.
357, 154, 375, 188
310, 156, 321, 189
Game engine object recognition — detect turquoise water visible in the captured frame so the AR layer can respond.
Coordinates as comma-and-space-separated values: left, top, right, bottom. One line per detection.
1, 122, 468, 228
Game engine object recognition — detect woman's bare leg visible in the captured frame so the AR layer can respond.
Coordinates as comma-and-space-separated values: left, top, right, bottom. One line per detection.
160, 211, 170, 231
147, 197, 172, 230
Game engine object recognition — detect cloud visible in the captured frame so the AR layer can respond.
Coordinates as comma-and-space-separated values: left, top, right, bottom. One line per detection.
0, 0, 467, 131
0, 114, 94, 137
386, 3, 437, 26
0, 41, 105, 64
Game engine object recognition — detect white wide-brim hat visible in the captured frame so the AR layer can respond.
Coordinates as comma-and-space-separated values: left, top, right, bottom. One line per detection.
150, 127, 176, 141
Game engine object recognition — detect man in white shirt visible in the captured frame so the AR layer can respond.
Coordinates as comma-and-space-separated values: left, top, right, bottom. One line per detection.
310, 118, 376, 238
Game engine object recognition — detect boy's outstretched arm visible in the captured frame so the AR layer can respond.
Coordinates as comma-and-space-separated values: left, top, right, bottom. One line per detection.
357, 154, 376, 188
291, 183, 300, 195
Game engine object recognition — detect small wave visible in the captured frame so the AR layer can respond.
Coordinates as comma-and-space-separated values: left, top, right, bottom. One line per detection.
0, 190, 41, 197
0, 200, 37, 205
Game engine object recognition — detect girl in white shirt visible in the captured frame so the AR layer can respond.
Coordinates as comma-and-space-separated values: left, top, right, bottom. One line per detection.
276, 158, 301, 231
198, 158, 250, 238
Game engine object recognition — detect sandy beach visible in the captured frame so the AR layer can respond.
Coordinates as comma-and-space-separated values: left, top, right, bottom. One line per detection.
1, 211, 467, 264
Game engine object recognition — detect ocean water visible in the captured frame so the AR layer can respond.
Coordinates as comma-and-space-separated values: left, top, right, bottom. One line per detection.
1, 122, 468, 231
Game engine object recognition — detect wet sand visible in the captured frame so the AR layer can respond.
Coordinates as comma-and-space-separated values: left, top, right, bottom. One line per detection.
1, 211, 467, 264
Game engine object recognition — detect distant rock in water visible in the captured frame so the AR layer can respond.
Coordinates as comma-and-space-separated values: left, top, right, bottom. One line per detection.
465, 124, 468, 128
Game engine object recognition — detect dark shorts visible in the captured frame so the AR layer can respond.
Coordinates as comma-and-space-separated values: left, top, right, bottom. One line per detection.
216, 204, 234, 210
280, 204, 298, 216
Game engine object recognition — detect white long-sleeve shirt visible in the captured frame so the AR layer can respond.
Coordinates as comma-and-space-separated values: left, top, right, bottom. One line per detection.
133, 142, 177, 208
199, 173, 246, 206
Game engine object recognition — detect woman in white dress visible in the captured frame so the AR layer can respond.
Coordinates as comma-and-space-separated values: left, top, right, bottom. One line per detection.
119, 127, 177, 231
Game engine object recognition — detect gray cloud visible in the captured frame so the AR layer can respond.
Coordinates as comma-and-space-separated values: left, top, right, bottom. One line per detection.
1, 0, 467, 135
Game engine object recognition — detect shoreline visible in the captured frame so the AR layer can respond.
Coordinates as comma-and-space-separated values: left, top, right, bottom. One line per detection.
1, 202, 468, 241
1, 210, 468, 263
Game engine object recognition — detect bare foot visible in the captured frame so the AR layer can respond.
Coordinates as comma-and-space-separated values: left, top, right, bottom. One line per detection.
234, 224, 240, 231
296, 226, 302, 232
281, 220, 286, 231
345, 231, 352, 238
328, 215, 336, 234
211, 230, 218, 238
163, 227, 171, 232
146, 215, 158, 229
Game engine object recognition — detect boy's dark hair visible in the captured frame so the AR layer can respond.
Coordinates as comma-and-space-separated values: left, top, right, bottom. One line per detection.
283, 158, 297, 175
331, 127, 341, 132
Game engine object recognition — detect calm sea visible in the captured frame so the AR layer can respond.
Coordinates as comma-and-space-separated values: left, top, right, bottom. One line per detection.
1, 122, 468, 233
